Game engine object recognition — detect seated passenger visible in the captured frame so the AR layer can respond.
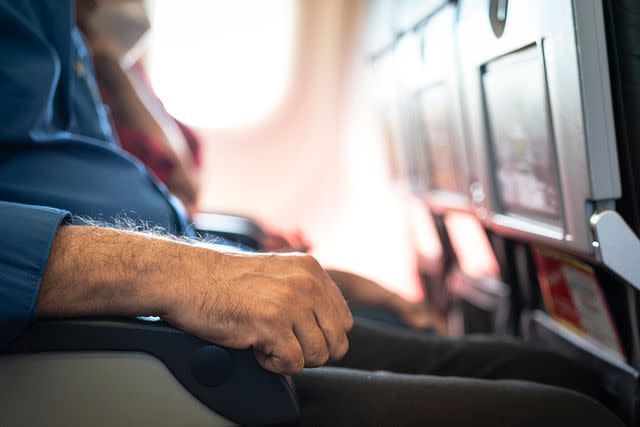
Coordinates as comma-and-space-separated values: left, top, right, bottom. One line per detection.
76, 0, 433, 331
0, 1, 623, 426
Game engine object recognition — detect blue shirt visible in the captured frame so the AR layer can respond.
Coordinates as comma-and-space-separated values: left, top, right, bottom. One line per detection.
0, 1, 188, 346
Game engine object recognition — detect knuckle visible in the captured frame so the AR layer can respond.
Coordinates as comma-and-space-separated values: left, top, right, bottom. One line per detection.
276, 336, 304, 374
328, 332, 348, 360
286, 349, 305, 374
306, 347, 329, 366
260, 303, 286, 326
290, 356, 305, 374
313, 344, 330, 365
305, 333, 329, 366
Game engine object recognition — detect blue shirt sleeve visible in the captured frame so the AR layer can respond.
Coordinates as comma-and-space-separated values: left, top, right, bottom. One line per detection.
0, 201, 69, 347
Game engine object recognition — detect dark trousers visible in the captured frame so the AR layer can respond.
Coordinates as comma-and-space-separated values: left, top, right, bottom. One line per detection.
292, 318, 624, 427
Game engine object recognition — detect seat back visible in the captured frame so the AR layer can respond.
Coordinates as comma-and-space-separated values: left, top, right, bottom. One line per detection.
364, 1, 517, 335
454, 0, 640, 422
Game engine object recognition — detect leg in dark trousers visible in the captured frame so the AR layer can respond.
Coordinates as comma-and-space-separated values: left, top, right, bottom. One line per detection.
290, 318, 623, 427
294, 368, 621, 427
334, 318, 602, 398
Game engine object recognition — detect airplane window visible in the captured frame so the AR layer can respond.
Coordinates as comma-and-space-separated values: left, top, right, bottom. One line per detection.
146, 0, 297, 129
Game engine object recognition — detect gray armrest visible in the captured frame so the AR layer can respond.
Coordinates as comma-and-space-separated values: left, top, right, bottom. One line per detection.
1, 318, 299, 427
193, 212, 266, 250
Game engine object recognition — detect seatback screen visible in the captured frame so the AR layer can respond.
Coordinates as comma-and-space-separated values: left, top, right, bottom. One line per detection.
419, 84, 462, 194
482, 47, 562, 221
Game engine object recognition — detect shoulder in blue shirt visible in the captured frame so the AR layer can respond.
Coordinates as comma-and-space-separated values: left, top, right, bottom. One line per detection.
0, 0, 187, 233
0, 0, 188, 347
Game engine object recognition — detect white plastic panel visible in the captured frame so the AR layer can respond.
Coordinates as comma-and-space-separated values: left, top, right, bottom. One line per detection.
364, 0, 396, 57
457, 0, 621, 256
413, 4, 472, 212
393, 0, 451, 34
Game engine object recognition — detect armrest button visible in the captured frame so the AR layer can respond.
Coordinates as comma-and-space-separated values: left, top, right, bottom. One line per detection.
190, 345, 233, 387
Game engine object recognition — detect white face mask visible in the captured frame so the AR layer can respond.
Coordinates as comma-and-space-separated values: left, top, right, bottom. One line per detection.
89, 1, 151, 67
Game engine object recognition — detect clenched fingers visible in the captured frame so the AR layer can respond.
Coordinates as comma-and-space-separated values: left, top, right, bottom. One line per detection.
311, 297, 349, 361
254, 330, 305, 375
302, 257, 353, 331
324, 277, 353, 331
293, 312, 330, 367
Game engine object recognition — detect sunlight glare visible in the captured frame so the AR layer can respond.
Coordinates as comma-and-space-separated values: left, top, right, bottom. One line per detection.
147, 0, 296, 129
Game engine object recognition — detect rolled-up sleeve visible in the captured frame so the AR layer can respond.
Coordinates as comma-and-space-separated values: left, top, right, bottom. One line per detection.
0, 201, 69, 347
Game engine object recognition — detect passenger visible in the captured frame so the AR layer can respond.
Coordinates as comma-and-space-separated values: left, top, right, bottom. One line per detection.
76, 0, 434, 331
77, 6, 202, 215
0, 1, 623, 426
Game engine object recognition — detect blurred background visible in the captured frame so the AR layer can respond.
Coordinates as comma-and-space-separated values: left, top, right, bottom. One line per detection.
140, 0, 426, 301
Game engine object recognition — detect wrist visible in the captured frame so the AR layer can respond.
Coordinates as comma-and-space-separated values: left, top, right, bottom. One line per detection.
151, 240, 225, 317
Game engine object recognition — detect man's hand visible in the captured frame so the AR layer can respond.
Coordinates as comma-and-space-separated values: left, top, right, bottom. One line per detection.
37, 226, 353, 376
164, 250, 353, 375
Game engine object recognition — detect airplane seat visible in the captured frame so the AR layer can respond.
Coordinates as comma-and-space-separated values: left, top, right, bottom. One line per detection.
529, 1, 640, 422
456, 0, 640, 423
424, 215, 455, 330
365, 1, 456, 332
603, 0, 640, 237
393, 1, 514, 336
362, 0, 518, 337
193, 212, 266, 251
0, 318, 300, 427
445, 218, 511, 335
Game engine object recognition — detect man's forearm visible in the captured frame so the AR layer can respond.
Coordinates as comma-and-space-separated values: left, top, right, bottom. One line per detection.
37, 225, 200, 318
35, 225, 352, 375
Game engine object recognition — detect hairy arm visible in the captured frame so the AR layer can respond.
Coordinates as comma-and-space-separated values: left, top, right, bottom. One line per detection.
38, 226, 353, 374
38, 225, 181, 318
